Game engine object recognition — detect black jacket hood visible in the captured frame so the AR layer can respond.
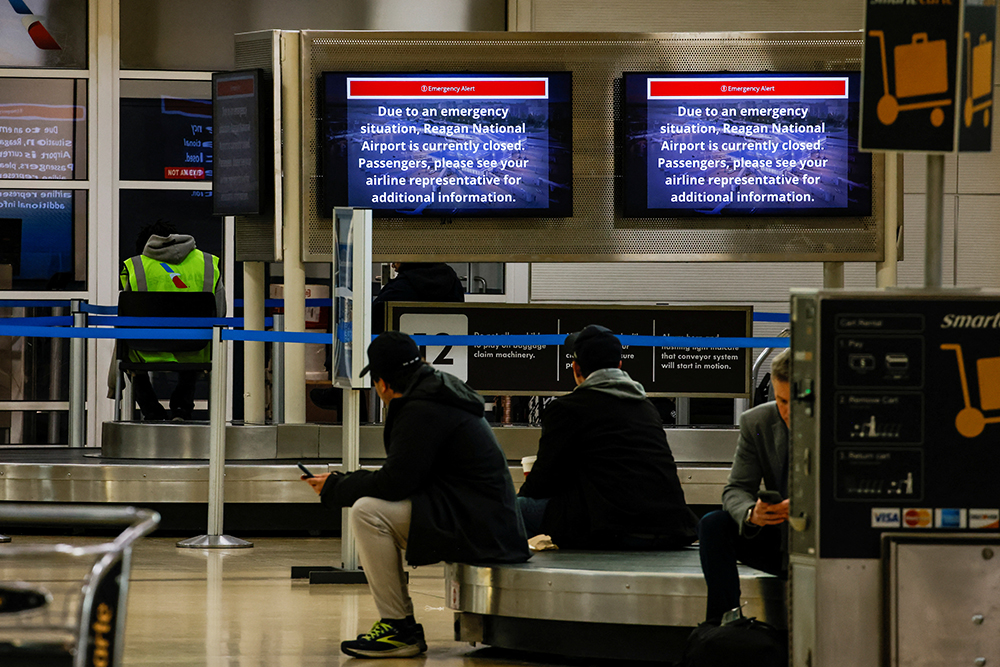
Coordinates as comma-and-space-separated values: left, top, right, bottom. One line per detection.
398, 365, 484, 418
395, 263, 465, 301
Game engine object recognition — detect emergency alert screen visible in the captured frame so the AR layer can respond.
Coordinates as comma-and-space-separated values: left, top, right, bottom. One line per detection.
321, 72, 572, 218
622, 72, 872, 217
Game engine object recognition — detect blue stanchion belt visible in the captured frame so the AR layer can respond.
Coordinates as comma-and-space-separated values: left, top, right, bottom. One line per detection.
0, 304, 792, 348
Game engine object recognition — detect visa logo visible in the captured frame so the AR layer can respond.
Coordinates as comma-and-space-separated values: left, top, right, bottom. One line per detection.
872, 508, 901, 528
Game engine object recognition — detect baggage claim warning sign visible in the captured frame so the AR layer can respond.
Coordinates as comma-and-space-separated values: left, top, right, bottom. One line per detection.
641, 75, 858, 214
336, 74, 572, 215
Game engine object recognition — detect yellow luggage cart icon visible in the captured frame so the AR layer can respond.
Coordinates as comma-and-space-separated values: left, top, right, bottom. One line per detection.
964, 32, 993, 128
869, 31, 953, 127
941, 343, 1000, 438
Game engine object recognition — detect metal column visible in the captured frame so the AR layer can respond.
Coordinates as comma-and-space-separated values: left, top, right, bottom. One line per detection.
876, 153, 900, 288
280, 32, 306, 425
243, 262, 266, 424
272, 313, 284, 424
925, 154, 945, 289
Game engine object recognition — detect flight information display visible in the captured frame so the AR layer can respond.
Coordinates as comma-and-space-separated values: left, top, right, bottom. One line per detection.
0, 78, 87, 180
321, 71, 573, 217
623, 72, 872, 217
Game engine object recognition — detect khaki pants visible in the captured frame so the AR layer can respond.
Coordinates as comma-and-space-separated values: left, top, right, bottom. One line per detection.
351, 497, 413, 620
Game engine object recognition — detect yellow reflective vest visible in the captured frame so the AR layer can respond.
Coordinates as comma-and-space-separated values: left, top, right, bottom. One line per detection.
120, 249, 221, 364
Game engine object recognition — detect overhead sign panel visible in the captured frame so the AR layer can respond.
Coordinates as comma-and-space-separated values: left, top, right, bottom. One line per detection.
861, 0, 996, 153
387, 303, 753, 397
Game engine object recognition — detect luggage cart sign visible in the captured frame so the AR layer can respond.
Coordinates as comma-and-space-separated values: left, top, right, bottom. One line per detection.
959, 0, 997, 152
387, 303, 752, 397
817, 296, 1000, 559
862, 0, 997, 153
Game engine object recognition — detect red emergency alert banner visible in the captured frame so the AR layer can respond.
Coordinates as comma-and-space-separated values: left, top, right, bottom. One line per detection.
648, 77, 849, 100
347, 77, 549, 100
216, 77, 255, 98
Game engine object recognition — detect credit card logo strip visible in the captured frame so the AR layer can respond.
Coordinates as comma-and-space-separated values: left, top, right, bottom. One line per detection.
969, 509, 1000, 529
934, 508, 967, 529
872, 508, 901, 528
903, 508, 932, 528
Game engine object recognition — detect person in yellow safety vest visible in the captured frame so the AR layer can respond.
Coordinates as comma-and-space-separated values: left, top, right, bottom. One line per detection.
119, 220, 226, 421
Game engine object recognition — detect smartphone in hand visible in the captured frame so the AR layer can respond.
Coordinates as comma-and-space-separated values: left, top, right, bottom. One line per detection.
297, 463, 315, 478
757, 490, 783, 504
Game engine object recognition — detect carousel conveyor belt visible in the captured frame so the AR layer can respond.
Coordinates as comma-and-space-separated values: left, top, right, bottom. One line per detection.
0, 422, 737, 509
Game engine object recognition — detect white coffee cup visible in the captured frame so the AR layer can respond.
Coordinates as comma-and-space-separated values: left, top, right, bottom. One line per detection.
521, 455, 537, 476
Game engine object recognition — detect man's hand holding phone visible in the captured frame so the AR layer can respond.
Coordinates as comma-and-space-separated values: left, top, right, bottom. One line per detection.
748, 490, 790, 527
298, 463, 343, 495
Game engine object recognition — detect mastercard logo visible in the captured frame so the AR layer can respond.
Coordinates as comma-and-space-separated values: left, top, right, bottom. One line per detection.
904, 508, 932, 528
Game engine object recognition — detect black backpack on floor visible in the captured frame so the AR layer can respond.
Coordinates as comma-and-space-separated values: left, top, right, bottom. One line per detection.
680, 617, 787, 667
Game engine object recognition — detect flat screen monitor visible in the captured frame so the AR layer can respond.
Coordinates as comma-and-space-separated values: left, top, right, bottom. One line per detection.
321, 71, 573, 218
622, 72, 872, 218
213, 69, 269, 216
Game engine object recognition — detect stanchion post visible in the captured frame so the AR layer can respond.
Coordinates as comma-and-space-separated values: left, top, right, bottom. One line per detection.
272, 313, 285, 424
68, 299, 86, 447
341, 388, 360, 571
177, 326, 252, 549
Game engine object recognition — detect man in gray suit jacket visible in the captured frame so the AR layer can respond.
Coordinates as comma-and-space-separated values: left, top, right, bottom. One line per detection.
698, 347, 791, 622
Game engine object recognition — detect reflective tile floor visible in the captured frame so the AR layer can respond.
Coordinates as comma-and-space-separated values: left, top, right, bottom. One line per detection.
108, 536, 598, 667
121, 536, 496, 666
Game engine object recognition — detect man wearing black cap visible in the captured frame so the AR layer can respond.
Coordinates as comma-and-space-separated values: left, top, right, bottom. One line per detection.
517, 324, 698, 550
303, 331, 529, 658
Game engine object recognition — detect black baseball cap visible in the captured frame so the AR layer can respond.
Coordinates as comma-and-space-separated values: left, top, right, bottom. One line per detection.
360, 331, 422, 379
564, 324, 621, 369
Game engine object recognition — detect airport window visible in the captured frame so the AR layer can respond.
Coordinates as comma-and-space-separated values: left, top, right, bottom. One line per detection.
0, 0, 88, 69
120, 80, 213, 182
118, 189, 221, 267
0, 78, 88, 181
0, 189, 86, 290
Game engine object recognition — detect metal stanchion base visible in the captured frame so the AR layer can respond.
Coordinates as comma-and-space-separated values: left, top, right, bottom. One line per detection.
0, 535, 10, 543
291, 565, 336, 579
309, 568, 368, 585
176, 535, 253, 549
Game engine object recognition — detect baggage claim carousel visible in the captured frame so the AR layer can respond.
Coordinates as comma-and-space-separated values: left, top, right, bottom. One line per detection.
0, 423, 785, 661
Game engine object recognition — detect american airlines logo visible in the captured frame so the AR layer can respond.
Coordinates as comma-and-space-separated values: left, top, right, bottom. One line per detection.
941, 313, 1000, 329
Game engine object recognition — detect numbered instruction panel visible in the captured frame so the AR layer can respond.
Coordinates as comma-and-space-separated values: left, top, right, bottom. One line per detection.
388, 303, 752, 397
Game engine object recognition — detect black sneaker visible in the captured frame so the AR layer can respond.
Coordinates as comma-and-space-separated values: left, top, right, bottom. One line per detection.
341, 619, 427, 658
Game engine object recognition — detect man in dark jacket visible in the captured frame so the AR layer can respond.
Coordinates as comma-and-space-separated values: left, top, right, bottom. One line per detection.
304, 331, 529, 658
697, 347, 790, 622
517, 324, 699, 550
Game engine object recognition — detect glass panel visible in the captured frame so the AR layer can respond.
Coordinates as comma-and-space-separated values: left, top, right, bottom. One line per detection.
118, 189, 221, 267
446, 262, 505, 294
0, 78, 87, 180
120, 0, 504, 71
0, 304, 71, 444
0, 0, 88, 69
0, 411, 69, 445
468, 262, 504, 294
120, 80, 213, 182
0, 189, 85, 290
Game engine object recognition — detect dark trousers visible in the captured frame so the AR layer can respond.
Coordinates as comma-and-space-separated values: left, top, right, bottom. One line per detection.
698, 509, 785, 622
130, 370, 199, 420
